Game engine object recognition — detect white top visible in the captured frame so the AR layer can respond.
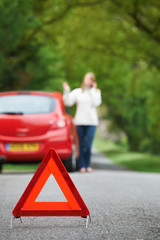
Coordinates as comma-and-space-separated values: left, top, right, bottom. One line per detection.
63, 87, 102, 126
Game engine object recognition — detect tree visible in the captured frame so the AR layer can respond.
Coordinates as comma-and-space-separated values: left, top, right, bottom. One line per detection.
55, 1, 160, 153
0, 0, 105, 91
1, 0, 160, 153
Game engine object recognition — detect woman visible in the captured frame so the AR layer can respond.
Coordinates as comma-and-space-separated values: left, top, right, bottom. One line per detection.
63, 72, 102, 173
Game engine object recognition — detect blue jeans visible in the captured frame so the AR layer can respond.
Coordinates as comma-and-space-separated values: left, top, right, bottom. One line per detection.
76, 125, 96, 169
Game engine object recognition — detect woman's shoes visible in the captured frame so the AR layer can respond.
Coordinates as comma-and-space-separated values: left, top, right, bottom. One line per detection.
79, 167, 93, 173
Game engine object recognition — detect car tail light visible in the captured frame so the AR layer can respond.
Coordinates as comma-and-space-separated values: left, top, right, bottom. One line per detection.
49, 119, 66, 130
57, 120, 66, 128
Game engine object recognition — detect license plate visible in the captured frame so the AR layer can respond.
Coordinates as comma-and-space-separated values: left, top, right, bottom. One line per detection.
6, 143, 39, 152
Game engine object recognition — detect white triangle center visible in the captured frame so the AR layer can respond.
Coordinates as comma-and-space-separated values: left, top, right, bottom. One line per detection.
35, 174, 67, 202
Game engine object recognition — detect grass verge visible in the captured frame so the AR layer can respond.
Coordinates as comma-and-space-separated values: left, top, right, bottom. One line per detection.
94, 136, 160, 173
2, 162, 40, 173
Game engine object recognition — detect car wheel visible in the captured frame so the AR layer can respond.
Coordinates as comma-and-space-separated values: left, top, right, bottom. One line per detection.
0, 163, 2, 173
75, 160, 80, 171
62, 155, 73, 172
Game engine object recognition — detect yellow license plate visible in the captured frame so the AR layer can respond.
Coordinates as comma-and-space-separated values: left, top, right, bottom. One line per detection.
7, 143, 39, 152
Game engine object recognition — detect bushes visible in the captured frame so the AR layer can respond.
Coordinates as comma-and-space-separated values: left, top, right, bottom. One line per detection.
101, 63, 160, 154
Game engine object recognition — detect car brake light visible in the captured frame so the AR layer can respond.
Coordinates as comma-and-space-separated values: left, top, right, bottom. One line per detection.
57, 120, 66, 128
50, 119, 66, 130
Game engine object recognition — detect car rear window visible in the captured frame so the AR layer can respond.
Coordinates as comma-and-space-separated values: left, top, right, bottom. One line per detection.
0, 95, 57, 114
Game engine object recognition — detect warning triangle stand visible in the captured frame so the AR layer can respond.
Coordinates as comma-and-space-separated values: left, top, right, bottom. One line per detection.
11, 148, 90, 229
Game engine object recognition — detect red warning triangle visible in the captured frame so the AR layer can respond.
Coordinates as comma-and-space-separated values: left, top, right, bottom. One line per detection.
12, 149, 90, 217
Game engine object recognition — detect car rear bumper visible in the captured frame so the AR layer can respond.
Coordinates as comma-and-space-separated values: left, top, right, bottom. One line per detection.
0, 129, 72, 163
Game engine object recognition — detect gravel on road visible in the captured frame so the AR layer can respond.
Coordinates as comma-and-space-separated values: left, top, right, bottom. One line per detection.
1, 168, 160, 240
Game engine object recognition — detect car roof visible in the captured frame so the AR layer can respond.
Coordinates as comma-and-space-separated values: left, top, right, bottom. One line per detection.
0, 91, 56, 97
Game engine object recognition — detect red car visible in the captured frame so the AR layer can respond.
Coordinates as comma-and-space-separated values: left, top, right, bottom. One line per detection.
0, 91, 78, 172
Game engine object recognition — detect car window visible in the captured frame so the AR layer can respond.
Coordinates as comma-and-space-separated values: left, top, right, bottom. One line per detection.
0, 95, 57, 114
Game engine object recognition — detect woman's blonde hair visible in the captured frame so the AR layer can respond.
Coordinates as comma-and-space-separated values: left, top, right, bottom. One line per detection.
81, 72, 96, 91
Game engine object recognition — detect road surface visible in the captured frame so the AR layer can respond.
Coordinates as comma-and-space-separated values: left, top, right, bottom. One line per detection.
0, 153, 160, 240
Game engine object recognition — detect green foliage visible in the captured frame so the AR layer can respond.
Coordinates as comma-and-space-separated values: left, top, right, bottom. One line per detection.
25, 44, 65, 91
0, 0, 66, 91
0, 0, 160, 153
55, 2, 160, 154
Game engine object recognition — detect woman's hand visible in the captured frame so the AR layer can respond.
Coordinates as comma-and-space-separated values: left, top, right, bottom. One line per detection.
92, 82, 97, 88
62, 82, 70, 91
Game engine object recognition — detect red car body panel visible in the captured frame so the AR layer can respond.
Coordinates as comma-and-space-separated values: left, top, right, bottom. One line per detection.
0, 91, 73, 163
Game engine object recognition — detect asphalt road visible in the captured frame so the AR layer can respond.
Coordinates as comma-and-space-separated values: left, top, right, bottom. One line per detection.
1, 154, 160, 240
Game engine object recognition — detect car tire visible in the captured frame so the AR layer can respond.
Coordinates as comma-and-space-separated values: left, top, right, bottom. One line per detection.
75, 159, 80, 171
0, 163, 2, 173
62, 155, 73, 172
